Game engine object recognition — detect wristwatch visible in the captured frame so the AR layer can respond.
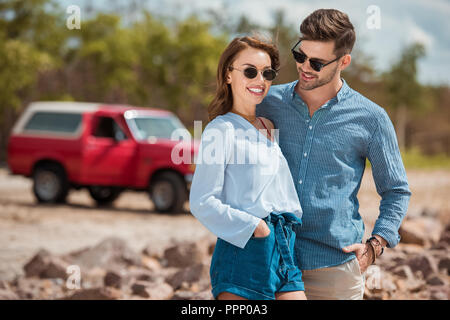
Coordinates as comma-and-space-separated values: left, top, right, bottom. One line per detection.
366, 236, 384, 264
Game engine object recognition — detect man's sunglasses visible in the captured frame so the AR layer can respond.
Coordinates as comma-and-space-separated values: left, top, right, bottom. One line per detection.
228, 66, 277, 81
291, 40, 342, 72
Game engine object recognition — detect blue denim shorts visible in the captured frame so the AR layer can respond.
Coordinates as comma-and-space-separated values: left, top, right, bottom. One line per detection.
210, 212, 305, 300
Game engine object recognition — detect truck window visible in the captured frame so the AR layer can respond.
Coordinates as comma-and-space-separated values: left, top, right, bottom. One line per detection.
93, 117, 127, 141
24, 112, 82, 133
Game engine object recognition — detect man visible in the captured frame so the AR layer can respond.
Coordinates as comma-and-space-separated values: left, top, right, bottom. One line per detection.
256, 9, 411, 300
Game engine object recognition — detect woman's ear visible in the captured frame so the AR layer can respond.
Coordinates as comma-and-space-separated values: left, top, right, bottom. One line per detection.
226, 72, 232, 84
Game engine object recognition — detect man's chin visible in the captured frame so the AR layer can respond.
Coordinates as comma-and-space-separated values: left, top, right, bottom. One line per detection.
298, 80, 319, 91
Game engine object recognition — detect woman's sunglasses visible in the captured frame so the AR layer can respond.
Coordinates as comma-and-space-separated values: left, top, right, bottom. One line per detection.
229, 66, 277, 81
291, 40, 342, 72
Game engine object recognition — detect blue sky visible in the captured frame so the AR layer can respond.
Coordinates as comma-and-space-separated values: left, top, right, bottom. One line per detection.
62, 0, 450, 86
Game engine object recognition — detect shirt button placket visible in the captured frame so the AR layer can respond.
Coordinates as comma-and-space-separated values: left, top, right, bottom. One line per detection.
297, 113, 320, 192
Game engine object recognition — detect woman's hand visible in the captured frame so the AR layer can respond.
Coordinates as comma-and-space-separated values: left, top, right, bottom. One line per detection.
253, 219, 271, 238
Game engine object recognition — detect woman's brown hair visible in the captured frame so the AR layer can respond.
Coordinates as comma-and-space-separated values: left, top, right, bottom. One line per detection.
207, 36, 280, 122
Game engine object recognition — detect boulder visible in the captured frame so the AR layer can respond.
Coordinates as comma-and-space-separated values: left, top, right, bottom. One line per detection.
405, 253, 439, 278
23, 249, 70, 280
429, 286, 449, 300
12, 277, 65, 300
141, 256, 162, 272
437, 257, 450, 275
65, 287, 121, 300
166, 263, 209, 290
0, 289, 19, 300
426, 273, 448, 286
398, 217, 443, 246
65, 237, 142, 271
172, 290, 214, 300
103, 270, 125, 289
141, 245, 164, 260
163, 241, 210, 268
131, 281, 173, 299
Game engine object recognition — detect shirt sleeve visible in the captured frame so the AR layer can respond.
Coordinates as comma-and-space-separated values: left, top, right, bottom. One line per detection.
367, 110, 412, 248
189, 119, 261, 248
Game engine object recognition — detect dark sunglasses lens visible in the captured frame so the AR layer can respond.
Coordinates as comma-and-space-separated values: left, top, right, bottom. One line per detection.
309, 60, 323, 72
263, 69, 276, 81
292, 51, 306, 64
243, 67, 258, 79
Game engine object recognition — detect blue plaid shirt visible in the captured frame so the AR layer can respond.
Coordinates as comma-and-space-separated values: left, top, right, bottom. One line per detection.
256, 79, 411, 270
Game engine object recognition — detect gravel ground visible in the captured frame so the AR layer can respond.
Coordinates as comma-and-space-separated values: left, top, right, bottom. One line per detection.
0, 167, 449, 282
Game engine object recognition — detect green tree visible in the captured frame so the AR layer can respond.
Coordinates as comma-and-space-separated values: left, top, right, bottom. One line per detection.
168, 16, 228, 121
0, 0, 62, 160
383, 43, 427, 150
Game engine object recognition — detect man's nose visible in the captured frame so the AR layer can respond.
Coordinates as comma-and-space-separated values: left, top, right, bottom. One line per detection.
299, 58, 314, 73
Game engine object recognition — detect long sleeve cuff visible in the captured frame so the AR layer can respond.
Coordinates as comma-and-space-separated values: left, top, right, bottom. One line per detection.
372, 218, 402, 248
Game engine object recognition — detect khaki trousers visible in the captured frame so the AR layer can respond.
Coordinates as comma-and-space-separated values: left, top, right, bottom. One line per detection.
302, 258, 365, 300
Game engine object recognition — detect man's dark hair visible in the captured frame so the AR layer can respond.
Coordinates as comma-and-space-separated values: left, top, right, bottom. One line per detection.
300, 9, 356, 57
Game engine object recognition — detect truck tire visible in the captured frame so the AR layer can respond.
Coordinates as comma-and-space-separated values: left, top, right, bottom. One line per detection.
32, 163, 69, 203
88, 186, 122, 206
149, 172, 186, 213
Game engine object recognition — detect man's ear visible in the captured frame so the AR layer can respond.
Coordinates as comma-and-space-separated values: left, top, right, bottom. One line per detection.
340, 54, 351, 71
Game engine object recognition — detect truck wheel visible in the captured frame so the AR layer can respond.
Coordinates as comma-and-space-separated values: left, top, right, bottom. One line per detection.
149, 172, 186, 213
33, 164, 69, 203
88, 186, 122, 206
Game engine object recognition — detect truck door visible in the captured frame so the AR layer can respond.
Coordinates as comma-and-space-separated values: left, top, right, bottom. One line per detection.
81, 114, 137, 186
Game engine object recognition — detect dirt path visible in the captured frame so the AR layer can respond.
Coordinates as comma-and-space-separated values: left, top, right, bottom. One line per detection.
0, 167, 449, 281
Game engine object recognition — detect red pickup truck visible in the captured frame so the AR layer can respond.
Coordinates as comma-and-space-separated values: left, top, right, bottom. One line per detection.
7, 101, 198, 213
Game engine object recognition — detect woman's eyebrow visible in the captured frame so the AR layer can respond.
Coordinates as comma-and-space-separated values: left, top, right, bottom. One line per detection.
241, 63, 272, 69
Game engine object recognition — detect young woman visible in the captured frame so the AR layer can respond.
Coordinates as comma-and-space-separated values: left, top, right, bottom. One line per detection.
189, 36, 306, 300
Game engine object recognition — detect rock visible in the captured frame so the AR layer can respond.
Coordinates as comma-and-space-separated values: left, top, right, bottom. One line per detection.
163, 239, 211, 268
43, 258, 71, 279
391, 265, 414, 278
82, 267, 107, 289
438, 230, 450, 246
426, 273, 448, 286
131, 281, 173, 299
23, 249, 50, 277
399, 217, 443, 246
65, 287, 121, 300
104, 270, 125, 289
0, 289, 19, 300
405, 253, 439, 278
12, 277, 65, 300
429, 286, 449, 300
379, 271, 397, 293
131, 281, 151, 297
141, 256, 162, 272
0, 280, 9, 290
65, 237, 141, 271
142, 245, 164, 259
124, 267, 159, 285
23, 249, 70, 280
171, 290, 214, 300
421, 208, 439, 218
437, 257, 450, 275
166, 263, 209, 290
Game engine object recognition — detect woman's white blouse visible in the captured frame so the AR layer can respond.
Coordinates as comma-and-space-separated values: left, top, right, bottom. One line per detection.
189, 112, 302, 248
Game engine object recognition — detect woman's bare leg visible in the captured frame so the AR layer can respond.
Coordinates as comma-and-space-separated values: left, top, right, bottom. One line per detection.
275, 291, 307, 300
217, 292, 248, 300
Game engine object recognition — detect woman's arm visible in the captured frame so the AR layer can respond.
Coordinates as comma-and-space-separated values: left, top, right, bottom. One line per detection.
189, 120, 262, 248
